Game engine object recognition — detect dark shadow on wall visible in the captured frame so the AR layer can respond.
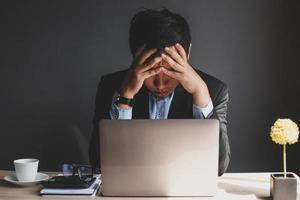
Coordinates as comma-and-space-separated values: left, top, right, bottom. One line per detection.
0, 0, 299, 171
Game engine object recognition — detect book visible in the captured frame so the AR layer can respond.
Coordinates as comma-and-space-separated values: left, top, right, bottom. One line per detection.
40, 175, 101, 197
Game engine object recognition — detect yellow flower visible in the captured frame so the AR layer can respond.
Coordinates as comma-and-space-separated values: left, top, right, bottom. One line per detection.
270, 119, 299, 145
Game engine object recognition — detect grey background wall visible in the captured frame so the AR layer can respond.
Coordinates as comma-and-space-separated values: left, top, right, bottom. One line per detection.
1, 0, 299, 172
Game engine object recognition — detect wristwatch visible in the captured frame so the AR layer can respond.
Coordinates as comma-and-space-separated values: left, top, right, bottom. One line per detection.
112, 91, 135, 107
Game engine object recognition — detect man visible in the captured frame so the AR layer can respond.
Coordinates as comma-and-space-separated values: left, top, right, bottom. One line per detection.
89, 8, 230, 176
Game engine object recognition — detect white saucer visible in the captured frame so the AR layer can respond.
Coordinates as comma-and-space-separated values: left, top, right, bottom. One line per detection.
4, 172, 49, 186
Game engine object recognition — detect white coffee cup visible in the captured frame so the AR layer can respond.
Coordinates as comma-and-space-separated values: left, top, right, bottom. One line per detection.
14, 158, 39, 182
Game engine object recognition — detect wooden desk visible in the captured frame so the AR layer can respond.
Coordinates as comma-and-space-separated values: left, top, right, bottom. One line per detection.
0, 170, 299, 199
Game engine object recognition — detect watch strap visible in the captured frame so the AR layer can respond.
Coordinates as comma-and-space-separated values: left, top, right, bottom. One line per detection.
113, 91, 135, 107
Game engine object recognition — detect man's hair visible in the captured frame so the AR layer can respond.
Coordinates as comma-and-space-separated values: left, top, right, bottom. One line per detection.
129, 8, 191, 57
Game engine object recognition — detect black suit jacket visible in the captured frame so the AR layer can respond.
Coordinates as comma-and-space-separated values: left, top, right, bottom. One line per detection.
89, 68, 230, 176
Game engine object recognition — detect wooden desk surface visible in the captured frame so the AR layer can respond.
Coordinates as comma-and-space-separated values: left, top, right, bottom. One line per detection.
0, 170, 299, 200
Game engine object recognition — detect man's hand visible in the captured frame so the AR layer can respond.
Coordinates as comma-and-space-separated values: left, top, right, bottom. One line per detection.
161, 43, 211, 108
118, 47, 162, 109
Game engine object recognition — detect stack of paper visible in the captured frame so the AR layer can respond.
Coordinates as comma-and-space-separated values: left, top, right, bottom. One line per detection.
40, 175, 101, 197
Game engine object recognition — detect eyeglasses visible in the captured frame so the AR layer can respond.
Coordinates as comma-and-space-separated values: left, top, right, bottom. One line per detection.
62, 164, 94, 182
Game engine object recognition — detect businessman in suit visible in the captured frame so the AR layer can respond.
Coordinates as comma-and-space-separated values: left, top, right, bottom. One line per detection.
89, 8, 230, 176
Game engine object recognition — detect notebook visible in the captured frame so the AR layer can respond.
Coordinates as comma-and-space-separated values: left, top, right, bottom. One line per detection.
40, 175, 101, 196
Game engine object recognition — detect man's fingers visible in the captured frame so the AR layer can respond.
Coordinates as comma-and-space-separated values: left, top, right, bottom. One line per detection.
175, 43, 188, 62
138, 48, 157, 64
161, 53, 184, 72
142, 67, 162, 79
161, 68, 181, 80
164, 46, 186, 66
140, 56, 162, 72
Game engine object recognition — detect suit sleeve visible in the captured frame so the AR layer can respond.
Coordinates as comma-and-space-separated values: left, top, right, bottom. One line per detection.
208, 84, 230, 176
89, 77, 109, 169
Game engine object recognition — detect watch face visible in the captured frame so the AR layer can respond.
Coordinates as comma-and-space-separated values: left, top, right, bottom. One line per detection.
112, 91, 120, 103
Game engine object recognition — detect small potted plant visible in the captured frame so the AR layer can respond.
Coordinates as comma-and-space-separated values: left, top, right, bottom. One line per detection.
270, 118, 299, 200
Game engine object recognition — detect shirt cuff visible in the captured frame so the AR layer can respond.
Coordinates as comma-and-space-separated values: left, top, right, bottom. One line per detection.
110, 103, 132, 119
193, 100, 214, 119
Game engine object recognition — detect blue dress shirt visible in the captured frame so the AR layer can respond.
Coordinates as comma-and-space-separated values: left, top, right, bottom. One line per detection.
110, 91, 214, 120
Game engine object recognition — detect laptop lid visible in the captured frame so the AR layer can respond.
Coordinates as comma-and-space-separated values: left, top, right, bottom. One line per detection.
99, 119, 219, 197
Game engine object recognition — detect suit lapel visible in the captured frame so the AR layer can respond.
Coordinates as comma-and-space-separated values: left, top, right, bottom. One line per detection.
168, 85, 193, 119
132, 86, 149, 119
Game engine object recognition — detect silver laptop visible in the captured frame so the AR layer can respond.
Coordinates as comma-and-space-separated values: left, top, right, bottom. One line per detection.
99, 119, 219, 197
